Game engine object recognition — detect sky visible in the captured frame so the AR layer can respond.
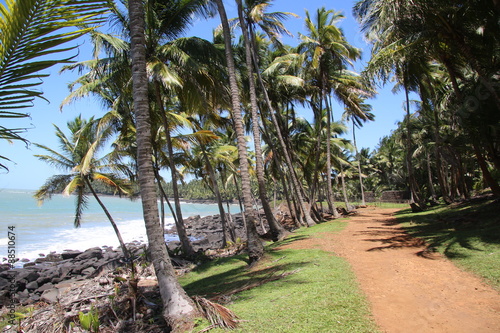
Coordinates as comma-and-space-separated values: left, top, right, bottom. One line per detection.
0, 0, 406, 190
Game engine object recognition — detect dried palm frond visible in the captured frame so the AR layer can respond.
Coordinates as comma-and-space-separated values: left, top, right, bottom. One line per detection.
192, 296, 240, 330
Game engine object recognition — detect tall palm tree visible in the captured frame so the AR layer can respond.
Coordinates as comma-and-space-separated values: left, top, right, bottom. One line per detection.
0, 0, 108, 170
64, 0, 227, 255
237, 3, 317, 227
214, 0, 264, 265
235, 0, 288, 240
34, 116, 134, 261
128, 0, 198, 328
298, 7, 361, 217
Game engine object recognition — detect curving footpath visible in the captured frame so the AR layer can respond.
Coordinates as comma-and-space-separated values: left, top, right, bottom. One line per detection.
284, 206, 500, 333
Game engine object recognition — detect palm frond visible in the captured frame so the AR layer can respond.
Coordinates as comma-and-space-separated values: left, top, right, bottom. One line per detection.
0, 0, 109, 112
192, 296, 240, 330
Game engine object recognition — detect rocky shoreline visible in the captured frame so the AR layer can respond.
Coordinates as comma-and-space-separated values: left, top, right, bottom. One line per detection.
0, 211, 271, 308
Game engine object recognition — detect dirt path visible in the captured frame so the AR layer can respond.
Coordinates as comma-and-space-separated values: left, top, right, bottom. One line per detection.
283, 206, 500, 333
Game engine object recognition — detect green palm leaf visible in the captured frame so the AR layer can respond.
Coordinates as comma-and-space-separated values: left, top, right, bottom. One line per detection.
0, 0, 109, 170
0, 0, 108, 110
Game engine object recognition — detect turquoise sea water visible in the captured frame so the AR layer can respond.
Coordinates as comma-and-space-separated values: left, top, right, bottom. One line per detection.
0, 188, 237, 266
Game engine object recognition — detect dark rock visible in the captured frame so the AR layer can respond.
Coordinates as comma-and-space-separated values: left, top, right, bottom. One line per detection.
76, 247, 103, 260
51, 277, 62, 284
16, 289, 29, 303
58, 262, 73, 278
46, 253, 63, 262
36, 282, 54, 293
36, 275, 52, 286
103, 250, 121, 261
81, 267, 95, 276
0, 268, 21, 279
41, 288, 59, 304
72, 258, 97, 274
17, 269, 40, 283
0, 277, 9, 290
23, 262, 36, 268
0, 264, 11, 273
26, 281, 38, 291
0, 290, 10, 305
16, 279, 27, 292
30, 294, 40, 303
61, 251, 83, 260
35, 252, 62, 264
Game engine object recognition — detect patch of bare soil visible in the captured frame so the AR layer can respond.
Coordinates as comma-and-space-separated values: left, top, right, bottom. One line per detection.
282, 206, 500, 333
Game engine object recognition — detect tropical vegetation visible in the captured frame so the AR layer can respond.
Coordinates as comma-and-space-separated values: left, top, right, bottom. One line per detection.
1, 0, 499, 331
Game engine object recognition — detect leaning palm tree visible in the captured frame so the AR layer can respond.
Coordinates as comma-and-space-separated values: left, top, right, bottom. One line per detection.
236, 2, 317, 227
127, 0, 199, 329
0, 0, 108, 171
235, 0, 289, 239
214, 0, 264, 265
34, 115, 134, 261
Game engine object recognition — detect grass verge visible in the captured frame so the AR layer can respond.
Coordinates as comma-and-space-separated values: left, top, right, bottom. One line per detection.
395, 196, 500, 290
180, 219, 379, 333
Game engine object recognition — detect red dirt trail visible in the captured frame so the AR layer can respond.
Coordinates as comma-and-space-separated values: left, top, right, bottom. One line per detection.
282, 206, 500, 333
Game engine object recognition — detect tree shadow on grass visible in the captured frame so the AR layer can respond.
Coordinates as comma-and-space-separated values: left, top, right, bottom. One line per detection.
394, 197, 500, 259
266, 235, 310, 250
182, 234, 316, 301
182, 259, 310, 300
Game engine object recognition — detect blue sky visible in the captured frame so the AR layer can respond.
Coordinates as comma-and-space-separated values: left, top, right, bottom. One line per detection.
0, 0, 406, 190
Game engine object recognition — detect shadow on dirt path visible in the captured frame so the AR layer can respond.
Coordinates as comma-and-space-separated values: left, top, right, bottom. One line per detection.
281, 206, 500, 333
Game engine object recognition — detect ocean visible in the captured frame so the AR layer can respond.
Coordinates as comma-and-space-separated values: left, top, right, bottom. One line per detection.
0, 188, 238, 267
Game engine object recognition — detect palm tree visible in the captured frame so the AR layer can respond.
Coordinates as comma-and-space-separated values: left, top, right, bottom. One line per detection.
298, 7, 361, 217
34, 116, 134, 261
181, 122, 236, 246
354, 0, 500, 198
64, 0, 227, 256
236, 3, 316, 227
128, 0, 198, 328
214, 0, 264, 265
0, 0, 108, 170
235, 0, 289, 240
343, 98, 375, 206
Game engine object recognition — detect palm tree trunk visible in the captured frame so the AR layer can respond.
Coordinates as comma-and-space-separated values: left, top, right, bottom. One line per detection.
324, 89, 342, 217
442, 61, 500, 197
215, 0, 264, 264
154, 82, 194, 256
153, 166, 178, 232
473, 142, 500, 196
248, 33, 316, 227
232, 176, 247, 229
128, 0, 197, 329
85, 179, 132, 262
236, 0, 288, 241
339, 164, 351, 211
201, 147, 229, 247
426, 152, 438, 202
432, 106, 453, 204
352, 122, 366, 206
403, 74, 424, 211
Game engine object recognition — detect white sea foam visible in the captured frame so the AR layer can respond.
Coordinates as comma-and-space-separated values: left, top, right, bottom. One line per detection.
0, 189, 239, 267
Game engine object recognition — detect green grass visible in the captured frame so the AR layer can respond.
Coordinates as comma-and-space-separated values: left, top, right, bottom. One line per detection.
395, 197, 500, 290
365, 202, 409, 209
181, 219, 379, 333
319, 201, 409, 210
